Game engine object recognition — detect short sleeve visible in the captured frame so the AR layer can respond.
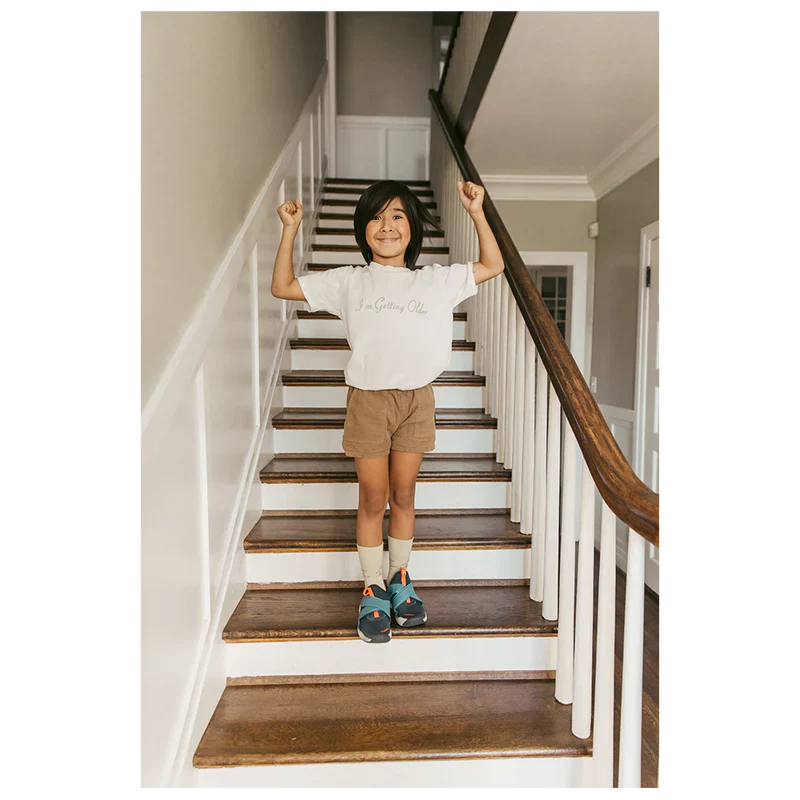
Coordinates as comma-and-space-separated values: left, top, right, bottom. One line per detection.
441, 262, 478, 308
297, 266, 350, 316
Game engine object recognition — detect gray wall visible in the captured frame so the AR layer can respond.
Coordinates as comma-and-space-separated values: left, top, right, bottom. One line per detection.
336, 12, 433, 117
593, 159, 659, 408
494, 200, 597, 253
142, 11, 326, 408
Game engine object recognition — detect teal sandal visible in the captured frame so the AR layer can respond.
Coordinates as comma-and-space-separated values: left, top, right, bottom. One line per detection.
387, 567, 428, 627
357, 584, 392, 643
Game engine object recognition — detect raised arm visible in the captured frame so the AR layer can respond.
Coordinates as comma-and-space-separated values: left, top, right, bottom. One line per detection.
457, 181, 504, 285
271, 199, 308, 301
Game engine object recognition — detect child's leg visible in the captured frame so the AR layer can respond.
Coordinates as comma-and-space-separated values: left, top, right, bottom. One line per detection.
387, 450, 424, 582
353, 454, 390, 588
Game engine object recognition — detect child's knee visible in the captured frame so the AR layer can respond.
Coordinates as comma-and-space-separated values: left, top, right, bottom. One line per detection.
358, 488, 390, 516
388, 487, 415, 510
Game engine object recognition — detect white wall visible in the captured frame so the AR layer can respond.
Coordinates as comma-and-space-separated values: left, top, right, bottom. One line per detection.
141, 63, 331, 787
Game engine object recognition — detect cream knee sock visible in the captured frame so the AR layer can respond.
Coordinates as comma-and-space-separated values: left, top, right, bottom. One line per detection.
357, 542, 386, 589
387, 535, 414, 583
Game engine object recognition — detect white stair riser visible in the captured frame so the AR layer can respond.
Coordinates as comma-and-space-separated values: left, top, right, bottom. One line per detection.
195, 756, 593, 788
281, 384, 485, 409
310, 250, 447, 265
274, 427, 495, 454
292, 349, 473, 371
246, 546, 530, 583
314, 234, 442, 248
226, 636, 556, 678
297, 317, 466, 339
316, 217, 354, 229
321, 205, 357, 215
262, 480, 510, 512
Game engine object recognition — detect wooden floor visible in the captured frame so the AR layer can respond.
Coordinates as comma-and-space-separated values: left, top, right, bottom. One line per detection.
591, 549, 659, 788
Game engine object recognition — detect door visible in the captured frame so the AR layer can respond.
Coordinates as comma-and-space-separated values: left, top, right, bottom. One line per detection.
532, 267, 571, 349
635, 224, 659, 594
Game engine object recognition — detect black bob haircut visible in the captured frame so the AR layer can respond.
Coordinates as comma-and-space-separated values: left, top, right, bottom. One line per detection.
353, 180, 442, 270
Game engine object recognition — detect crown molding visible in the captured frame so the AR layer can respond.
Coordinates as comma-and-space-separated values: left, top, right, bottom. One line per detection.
482, 174, 596, 202
589, 113, 659, 200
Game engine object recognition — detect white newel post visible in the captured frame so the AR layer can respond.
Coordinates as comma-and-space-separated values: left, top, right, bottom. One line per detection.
619, 528, 646, 787
594, 500, 618, 787
572, 458, 596, 739
542, 381, 561, 620
555, 421, 577, 703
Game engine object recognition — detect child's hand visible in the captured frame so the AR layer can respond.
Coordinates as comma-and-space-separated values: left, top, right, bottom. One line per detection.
457, 181, 485, 216
277, 199, 303, 230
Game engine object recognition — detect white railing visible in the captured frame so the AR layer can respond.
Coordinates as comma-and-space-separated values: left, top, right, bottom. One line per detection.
440, 12, 493, 121
430, 111, 654, 788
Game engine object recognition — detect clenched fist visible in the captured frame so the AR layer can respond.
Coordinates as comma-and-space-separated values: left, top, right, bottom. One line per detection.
457, 181, 485, 216
277, 198, 303, 230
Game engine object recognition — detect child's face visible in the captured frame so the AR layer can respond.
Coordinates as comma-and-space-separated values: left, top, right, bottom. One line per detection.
365, 197, 411, 264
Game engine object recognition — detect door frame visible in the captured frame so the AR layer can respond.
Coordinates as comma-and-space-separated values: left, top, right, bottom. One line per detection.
633, 221, 659, 481
633, 220, 659, 594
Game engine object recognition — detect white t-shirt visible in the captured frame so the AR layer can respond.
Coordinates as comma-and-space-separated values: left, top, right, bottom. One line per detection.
297, 260, 478, 390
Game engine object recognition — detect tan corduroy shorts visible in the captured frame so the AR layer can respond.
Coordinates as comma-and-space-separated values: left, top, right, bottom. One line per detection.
342, 383, 436, 458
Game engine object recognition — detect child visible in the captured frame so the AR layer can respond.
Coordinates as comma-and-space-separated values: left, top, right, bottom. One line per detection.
273, 179, 504, 643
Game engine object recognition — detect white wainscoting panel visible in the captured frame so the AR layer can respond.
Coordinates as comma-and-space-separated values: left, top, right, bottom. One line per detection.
141, 61, 333, 788
336, 115, 430, 180
141, 379, 210, 789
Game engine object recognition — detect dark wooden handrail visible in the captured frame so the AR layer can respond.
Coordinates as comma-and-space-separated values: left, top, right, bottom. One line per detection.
428, 88, 659, 547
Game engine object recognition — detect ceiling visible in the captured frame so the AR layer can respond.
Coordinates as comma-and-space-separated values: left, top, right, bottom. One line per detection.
467, 11, 659, 182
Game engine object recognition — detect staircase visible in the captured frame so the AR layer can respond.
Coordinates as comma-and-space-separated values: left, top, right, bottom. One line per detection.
191, 178, 594, 788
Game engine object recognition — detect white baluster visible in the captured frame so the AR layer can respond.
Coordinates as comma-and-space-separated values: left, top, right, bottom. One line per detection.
520, 331, 536, 537
572, 458, 595, 738
619, 528, 645, 787
492, 278, 503, 422
555, 420, 577, 704
512, 307, 525, 523
504, 283, 516, 469
594, 500, 617, 788
531, 348, 548, 601
497, 280, 509, 462
543, 381, 561, 620
485, 275, 493, 411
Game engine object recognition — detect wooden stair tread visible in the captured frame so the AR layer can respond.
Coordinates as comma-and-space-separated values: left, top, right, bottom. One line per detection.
260, 454, 511, 482
271, 407, 496, 429
223, 583, 556, 642
289, 337, 474, 350
311, 244, 448, 253
322, 198, 436, 208
193, 673, 591, 767
247, 509, 529, 552
281, 369, 484, 386
323, 186, 433, 196
326, 177, 430, 186
319, 213, 442, 223
297, 309, 465, 320
315, 227, 445, 237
